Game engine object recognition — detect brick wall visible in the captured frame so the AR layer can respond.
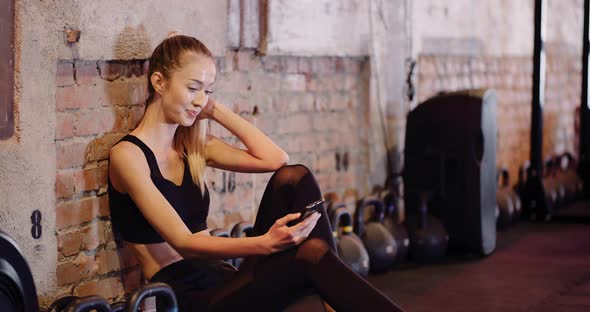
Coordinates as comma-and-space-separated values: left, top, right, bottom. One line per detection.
52, 50, 369, 302
417, 46, 581, 185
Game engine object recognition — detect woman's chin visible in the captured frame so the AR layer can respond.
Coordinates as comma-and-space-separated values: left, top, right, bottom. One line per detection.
180, 118, 197, 127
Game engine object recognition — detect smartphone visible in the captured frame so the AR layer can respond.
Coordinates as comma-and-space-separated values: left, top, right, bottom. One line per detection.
296, 198, 325, 224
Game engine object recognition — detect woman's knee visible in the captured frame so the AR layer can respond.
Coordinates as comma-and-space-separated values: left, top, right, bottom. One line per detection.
295, 238, 331, 265
270, 164, 312, 189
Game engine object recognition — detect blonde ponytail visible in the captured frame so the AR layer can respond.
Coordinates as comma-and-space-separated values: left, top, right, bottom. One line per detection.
174, 119, 208, 196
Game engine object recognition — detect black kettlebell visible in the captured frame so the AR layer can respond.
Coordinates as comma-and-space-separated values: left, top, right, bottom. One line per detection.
496, 168, 515, 228
110, 301, 126, 312
328, 202, 370, 278
47, 296, 79, 312
63, 296, 111, 312
560, 152, 584, 202
549, 156, 567, 209
0, 231, 39, 312
209, 228, 235, 266
379, 190, 409, 265
504, 170, 522, 222
405, 193, 448, 263
554, 154, 571, 205
515, 161, 531, 219
354, 196, 397, 273
543, 157, 560, 213
552, 155, 568, 206
230, 222, 254, 268
127, 282, 178, 312
209, 228, 230, 238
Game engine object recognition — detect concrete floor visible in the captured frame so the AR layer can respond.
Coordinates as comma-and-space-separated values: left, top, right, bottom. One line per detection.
369, 202, 590, 312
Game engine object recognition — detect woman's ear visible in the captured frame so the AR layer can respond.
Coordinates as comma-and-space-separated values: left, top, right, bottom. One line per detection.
151, 71, 167, 95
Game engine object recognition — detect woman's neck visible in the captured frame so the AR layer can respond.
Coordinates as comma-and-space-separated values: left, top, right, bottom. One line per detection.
132, 101, 179, 152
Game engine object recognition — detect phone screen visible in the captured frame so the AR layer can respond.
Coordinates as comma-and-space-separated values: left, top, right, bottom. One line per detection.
297, 198, 325, 223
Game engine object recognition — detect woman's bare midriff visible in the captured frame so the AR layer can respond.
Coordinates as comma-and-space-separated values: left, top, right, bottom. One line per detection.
129, 229, 211, 281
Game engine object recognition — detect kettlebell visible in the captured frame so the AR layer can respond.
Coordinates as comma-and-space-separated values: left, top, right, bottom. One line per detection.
127, 282, 178, 312
405, 193, 448, 263
354, 196, 397, 273
515, 161, 531, 219
550, 156, 567, 209
543, 157, 560, 213
328, 202, 370, 278
47, 296, 80, 312
110, 301, 126, 312
496, 168, 515, 228
560, 152, 584, 201
63, 296, 111, 312
342, 188, 360, 216
379, 190, 409, 265
209, 229, 234, 266
507, 172, 522, 222
230, 222, 254, 268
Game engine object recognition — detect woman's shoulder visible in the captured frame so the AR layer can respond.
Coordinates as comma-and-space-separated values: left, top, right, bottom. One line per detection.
109, 139, 153, 194
110, 140, 144, 160
109, 140, 150, 174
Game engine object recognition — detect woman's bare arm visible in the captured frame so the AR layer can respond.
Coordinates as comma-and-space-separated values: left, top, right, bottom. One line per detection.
205, 100, 289, 173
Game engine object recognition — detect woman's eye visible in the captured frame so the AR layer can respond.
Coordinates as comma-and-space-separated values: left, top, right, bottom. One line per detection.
188, 87, 199, 92
205, 90, 214, 95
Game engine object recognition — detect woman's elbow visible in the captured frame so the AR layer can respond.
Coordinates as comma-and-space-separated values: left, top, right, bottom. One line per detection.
273, 152, 289, 170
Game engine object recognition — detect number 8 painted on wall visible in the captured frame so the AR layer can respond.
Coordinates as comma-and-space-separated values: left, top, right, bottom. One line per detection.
31, 210, 42, 239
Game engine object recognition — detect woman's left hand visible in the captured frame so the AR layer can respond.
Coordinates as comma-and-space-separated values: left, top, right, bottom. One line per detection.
197, 97, 217, 120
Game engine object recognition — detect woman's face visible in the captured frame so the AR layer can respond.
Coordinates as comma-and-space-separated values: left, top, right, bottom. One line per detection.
160, 52, 216, 126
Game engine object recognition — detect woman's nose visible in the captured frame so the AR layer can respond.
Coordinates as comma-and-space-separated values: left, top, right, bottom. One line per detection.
193, 90, 207, 106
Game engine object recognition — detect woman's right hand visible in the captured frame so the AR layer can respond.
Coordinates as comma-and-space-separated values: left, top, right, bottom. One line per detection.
261, 212, 321, 254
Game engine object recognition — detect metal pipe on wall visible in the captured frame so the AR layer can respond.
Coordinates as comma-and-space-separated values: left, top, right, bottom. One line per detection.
530, 0, 546, 180
580, 0, 590, 197
525, 0, 551, 219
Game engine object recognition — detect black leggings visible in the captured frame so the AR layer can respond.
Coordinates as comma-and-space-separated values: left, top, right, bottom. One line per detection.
152, 165, 404, 311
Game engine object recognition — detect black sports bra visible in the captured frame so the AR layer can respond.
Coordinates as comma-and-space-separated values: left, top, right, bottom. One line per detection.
108, 135, 209, 244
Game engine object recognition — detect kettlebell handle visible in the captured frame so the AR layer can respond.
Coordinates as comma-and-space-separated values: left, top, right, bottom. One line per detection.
231, 222, 253, 238
127, 282, 178, 312
64, 296, 111, 312
331, 207, 353, 237
354, 198, 385, 236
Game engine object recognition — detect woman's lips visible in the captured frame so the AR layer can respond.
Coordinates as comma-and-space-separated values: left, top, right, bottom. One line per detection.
186, 108, 199, 118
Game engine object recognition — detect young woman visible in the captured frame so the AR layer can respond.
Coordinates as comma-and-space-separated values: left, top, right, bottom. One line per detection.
108, 35, 404, 311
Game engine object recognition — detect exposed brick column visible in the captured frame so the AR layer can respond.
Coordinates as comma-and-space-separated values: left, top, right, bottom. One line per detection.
54, 60, 145, 300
